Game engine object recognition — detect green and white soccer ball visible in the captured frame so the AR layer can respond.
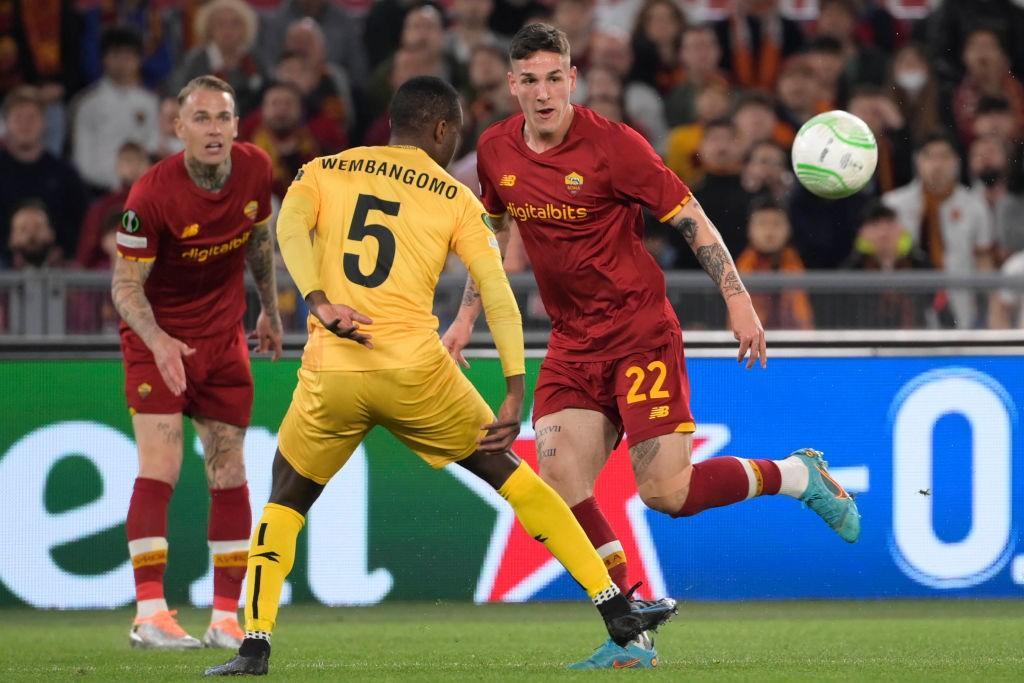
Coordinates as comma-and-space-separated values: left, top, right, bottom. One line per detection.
791, 110, 878, 199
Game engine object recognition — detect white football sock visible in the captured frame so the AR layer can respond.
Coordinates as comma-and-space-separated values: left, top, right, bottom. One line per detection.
210, 608, 238, 625
136, 598, 169, 619
777, 456, 810, 498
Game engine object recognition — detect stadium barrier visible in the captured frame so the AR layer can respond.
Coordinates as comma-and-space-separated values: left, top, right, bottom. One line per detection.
1, 342, 1022, 609
2, 269, 1024, 336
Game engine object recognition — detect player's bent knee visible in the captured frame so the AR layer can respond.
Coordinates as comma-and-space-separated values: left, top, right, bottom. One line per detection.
205, 450, 247, 489
538, 460, 592, 507
637, 465, 693, 514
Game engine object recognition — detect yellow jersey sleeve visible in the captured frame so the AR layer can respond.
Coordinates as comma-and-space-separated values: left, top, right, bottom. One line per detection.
277, 163, 322, 298
454, 196, 525, 377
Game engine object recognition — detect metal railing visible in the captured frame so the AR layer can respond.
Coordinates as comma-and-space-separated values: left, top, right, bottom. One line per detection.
1, 268, 1023, 342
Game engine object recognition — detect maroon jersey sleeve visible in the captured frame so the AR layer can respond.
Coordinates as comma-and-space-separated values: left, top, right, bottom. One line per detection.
608, 123, 692, 222
116, 179, 163, 262
476, 142, 506, 217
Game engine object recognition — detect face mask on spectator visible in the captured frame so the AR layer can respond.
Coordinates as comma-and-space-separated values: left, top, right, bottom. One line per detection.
895, 69, 927, 94
977, 167, 1005, 187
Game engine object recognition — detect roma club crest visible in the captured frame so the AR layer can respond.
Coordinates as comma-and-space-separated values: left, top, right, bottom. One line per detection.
564, 172, 584, 197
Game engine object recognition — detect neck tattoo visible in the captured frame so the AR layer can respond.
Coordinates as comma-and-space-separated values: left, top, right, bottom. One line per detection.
186, 155, 232, 192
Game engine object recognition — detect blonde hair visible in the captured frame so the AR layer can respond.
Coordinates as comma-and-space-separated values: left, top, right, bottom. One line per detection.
195, 0, 258, 53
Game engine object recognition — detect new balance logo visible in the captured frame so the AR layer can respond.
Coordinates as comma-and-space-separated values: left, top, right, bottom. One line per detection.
499, 174, 516, 187
649, 406, 670, 419
250, 551, 280, 563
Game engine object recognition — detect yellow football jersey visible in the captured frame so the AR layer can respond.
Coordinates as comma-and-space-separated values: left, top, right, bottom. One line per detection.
280, 145, 502, 371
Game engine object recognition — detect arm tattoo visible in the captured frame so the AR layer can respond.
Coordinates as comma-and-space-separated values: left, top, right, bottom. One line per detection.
629, 438, 661, 474
461, 277, 481, 307
246, 224, 279, 319
695, 244, 746, 298
677, 217, 698, 246
720, 270, 746, 298
111, 258, 161, 345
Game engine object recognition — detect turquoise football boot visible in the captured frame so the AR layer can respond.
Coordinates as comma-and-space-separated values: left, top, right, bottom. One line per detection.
791, 448, 861, 543
568, 634, 659, 670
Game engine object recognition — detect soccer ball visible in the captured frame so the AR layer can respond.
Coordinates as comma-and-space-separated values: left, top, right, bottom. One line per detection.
791, 110, 878, 199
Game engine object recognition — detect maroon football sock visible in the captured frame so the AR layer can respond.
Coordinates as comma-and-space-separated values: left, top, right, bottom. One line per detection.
209, 483, 252, 613
126, 477, 173, 602
674, 457, 781, 517
570, 496, 630, 593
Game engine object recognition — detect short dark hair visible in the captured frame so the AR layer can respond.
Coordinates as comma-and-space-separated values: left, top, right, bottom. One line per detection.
749, 193, 785, 215
915, 130, 958, 155
389, 76, 462, 136
263, 80, 304, 103
177, 75, 237, 108
100, 26, 144, 57
861, 200, 898, 226
745, 138, 788, 164
703, 116, 735, 134
806, 36, 843, 55
509, 23, 570, 61
12, 198, 51, 222
1, 85, 43, 119
734, 91, 776, 114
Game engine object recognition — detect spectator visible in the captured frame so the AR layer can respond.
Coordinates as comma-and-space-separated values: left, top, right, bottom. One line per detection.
77, 141, 152, 270
886, 43, 944, 149
72, 26, 159, 193
664, 81, 731, 186
968, 135, 1024, 261
6, 200, 63, 270
464, 44, 516, 146
154, 96, 186, 160
927, 0, 1024, 86
246, 81, 322, 200
168, 0, 266, 116
883, 132, 995, 328
775, 56, 822, 133
586, 30, 667, 151
732, 91, 792, 159
0, 0, 83, 99
788, 182, 869, 270
804, 36, 844, 110
367, 4, 462, 123
269, 18, 355, 147
740, 139, 793, 204
629, 0, 686, 96
363, 0, 421, 71
735, 195, 813, 330
259, 0, 369, 89
583, 65, 626, 123
840, 201, 931, 329
951, 28, 1024, 148
713, 0, 804, 92
847, 85, 913, 196
447, 0, 509, 67
664, 24, 728, 127
552, 0, 596, 72
362, 46, 440, 145
79, 0, 187, 89
0, 86, 88, 264
683, 117, 750, 263
988, 250, 1024, 328
813, 0, 889, 92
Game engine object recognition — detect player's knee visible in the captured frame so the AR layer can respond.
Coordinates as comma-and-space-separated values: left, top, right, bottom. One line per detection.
638, 468, 692, 514
138, 457, 182, 487
205, 450, 246, 488
538, 461, 592, 506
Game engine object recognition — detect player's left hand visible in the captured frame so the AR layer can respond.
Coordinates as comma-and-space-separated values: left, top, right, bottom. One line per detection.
727, 295, 767, 369
251, 310, 283, 361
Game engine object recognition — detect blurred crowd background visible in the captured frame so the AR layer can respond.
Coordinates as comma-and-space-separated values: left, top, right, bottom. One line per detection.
1, 0, 1023, 334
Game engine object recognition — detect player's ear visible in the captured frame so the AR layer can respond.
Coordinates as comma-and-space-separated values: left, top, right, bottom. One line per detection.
507, 69, 517, 95
434, 118, 447, 145
569, 65, 577, 93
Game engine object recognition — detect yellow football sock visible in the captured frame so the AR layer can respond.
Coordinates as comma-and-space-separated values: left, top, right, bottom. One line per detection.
244, 503, 304, 634
498, 461, 617, 601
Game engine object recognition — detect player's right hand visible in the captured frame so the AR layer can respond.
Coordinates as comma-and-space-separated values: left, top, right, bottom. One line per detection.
441, 318, 473, 368
312, 302, 375, 349
150, 332, 196, 396
478, 388, 523, 454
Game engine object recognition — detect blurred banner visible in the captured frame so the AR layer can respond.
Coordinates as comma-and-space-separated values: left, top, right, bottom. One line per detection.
0, 354, 1021, 609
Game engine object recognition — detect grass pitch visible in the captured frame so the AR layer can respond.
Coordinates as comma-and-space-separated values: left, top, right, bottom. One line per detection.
0, 601, 1021, 681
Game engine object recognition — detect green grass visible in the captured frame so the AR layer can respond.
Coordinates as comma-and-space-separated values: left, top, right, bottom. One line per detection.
1, 601, 1022, 681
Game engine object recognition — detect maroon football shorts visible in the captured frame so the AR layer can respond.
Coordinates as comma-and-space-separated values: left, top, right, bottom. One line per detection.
120, 323, 254, 427
533, 330, 695, 446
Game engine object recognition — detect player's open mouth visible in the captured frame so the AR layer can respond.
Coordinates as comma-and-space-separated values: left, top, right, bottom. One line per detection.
205, 142, 224, 152
536, 107, 556, 119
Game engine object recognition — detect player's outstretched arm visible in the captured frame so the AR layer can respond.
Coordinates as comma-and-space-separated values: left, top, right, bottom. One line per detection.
245, 222, 283, 360
442, 213, 512, 368
669, 198, 767, 369
111, 257, 196, 395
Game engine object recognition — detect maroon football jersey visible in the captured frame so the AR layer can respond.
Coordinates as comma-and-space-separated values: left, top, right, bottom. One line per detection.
477, 106, 692, 360
116, 142, 273, 338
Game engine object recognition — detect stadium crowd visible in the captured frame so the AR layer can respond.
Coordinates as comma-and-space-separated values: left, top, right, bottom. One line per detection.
1, 0, 1023, 331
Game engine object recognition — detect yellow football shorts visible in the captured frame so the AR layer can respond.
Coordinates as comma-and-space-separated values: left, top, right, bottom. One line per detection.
277, 353, 496, 484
